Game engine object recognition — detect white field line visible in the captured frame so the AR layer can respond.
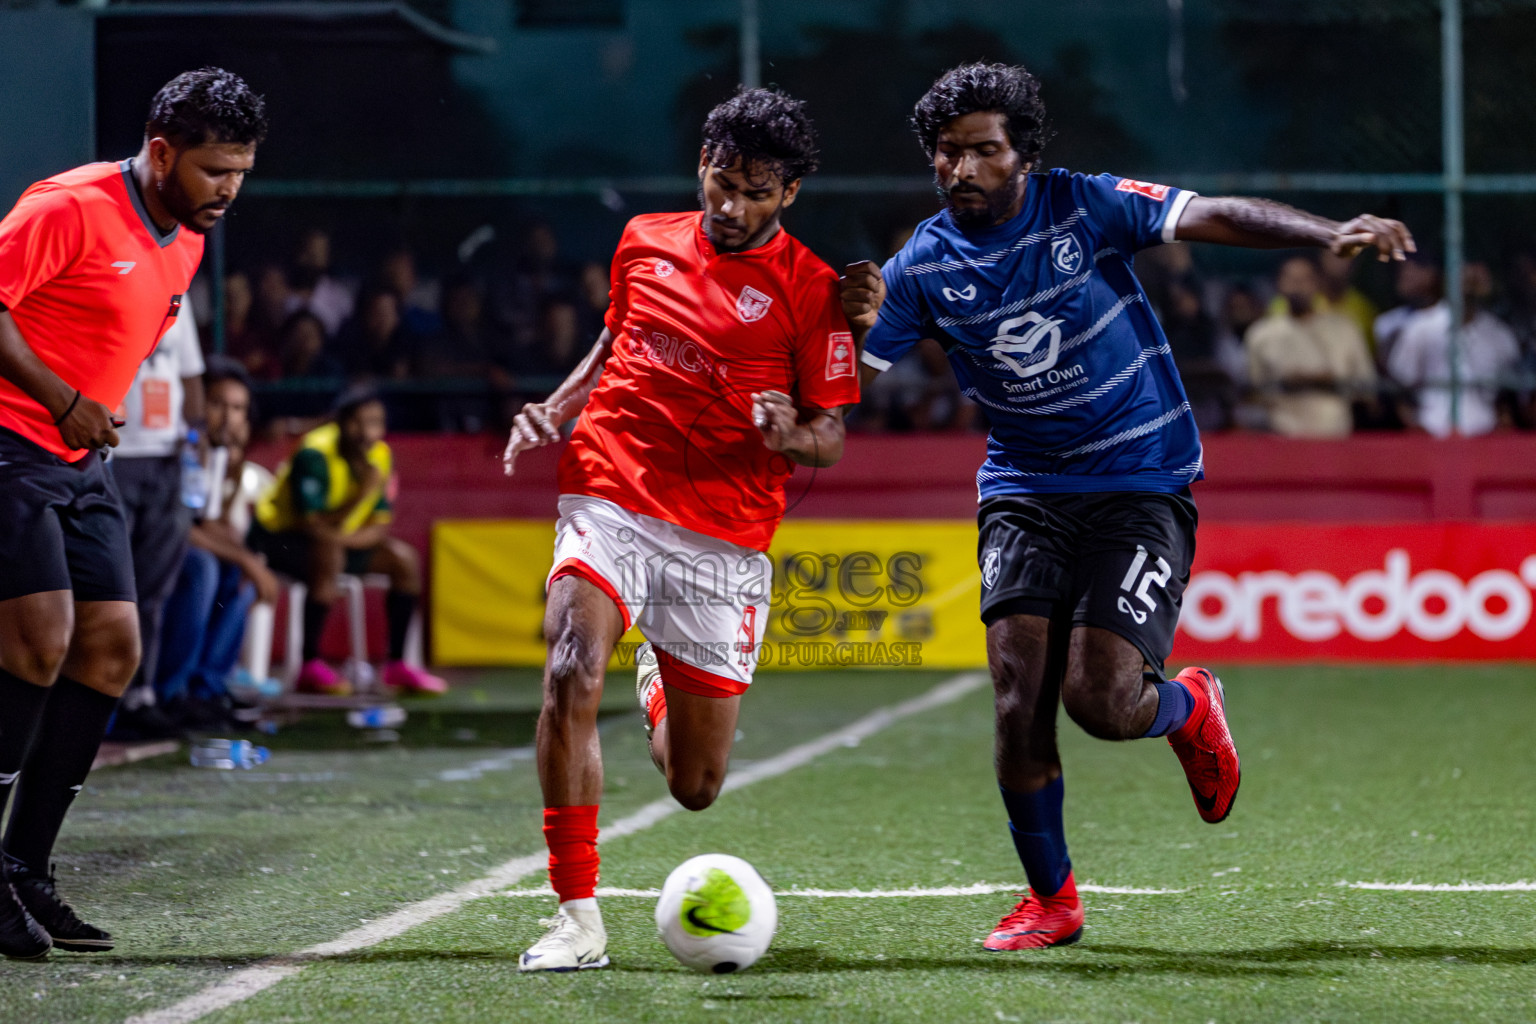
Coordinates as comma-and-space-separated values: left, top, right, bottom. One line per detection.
1345, 881, 1536, 892
501, 883, 1187, 898
125, 671, 989, 1024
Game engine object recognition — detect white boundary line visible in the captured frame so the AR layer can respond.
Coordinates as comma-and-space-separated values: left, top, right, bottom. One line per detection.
501, 883, 1187, 898
1345, 881, 1536, 892
126, 671, 989, 1024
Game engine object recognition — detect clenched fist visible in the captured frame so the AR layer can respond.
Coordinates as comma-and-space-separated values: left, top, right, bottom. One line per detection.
839, 260, 886, 331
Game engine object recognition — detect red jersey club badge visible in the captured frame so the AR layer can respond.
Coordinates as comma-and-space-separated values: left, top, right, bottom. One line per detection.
736, 286, 773, 323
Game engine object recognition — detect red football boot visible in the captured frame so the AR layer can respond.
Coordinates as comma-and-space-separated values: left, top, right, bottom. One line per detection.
1168, 666, 1241, 824
983, 872, 1084, 950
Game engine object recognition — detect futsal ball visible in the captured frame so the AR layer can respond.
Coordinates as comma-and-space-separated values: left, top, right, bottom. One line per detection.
655, 853, 777, 973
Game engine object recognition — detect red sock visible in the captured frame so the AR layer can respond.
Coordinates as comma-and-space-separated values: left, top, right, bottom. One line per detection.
646, 678, 668, 730
543, 805, 600, 902
1043, 869, 1079, 905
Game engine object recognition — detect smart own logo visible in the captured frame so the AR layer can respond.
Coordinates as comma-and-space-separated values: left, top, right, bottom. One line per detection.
988, 311, 1063, 379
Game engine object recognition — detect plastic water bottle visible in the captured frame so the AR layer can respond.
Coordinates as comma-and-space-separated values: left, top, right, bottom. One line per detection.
346, 706, 407, 730
189, 738, 269, 770
180, 428, 207, 511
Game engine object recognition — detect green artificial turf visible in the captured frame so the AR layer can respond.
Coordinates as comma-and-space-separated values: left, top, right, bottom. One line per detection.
4, 665, 1534, 1024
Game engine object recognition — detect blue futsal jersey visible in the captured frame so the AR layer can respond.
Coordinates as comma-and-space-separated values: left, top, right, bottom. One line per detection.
863, 169, 1204, 499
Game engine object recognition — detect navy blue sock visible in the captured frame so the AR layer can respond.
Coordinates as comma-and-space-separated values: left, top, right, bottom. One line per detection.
1141, 677, 1195, 738
999, 777, 1071, 898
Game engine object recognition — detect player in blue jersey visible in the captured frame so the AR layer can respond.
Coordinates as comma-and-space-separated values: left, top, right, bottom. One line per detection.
861, 63, 1415, 951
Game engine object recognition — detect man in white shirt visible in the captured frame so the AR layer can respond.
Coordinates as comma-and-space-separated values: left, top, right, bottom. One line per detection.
1388, 263, 1520, 437
108, 292, 205, 737
155, 357, 278, 727
1245, 256, 1376, 438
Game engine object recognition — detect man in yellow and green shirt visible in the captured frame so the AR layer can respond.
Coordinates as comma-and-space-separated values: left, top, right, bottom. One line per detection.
252, 387, 445, 695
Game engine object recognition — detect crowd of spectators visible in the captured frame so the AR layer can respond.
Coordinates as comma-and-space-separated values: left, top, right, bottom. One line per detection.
193, 222, 1536, 442
197, 224, 597, 436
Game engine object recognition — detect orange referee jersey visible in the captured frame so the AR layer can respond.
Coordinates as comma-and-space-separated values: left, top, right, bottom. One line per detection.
558, 211, 860, 552
0, 160, 204, 462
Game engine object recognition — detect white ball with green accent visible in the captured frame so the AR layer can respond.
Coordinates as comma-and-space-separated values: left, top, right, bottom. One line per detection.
655, 853, 777, 973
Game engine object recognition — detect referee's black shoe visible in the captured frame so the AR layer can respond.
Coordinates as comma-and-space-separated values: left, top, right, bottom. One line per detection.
0, 880, 51, 959
8, 862, 113, 952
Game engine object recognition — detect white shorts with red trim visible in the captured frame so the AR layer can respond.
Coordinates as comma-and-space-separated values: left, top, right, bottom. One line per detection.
546, 494, 771, 697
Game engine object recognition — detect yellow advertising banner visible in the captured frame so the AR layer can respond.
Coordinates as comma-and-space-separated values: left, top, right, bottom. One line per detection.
431, 519, 987, 669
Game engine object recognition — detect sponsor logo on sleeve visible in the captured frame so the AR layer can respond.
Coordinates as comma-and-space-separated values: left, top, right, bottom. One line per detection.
655, 259, 676, 277
1114, 179, 1171, 201
826, 331, 855, 379
736, 285, 773, 323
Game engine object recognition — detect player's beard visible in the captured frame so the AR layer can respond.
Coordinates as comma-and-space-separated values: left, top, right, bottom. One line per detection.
157, 161, 228, 235
938, 166, 1027, 231
698, 183, 779, 253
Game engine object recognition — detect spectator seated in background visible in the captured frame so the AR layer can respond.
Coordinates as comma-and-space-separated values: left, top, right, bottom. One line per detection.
284, 227, 355, 337
335, 285, 414, 382
1387, 261, 1520, 438
413, 274, 512, 432
155, 358, 279, 729
1373, 253, 1443, 370
378, 246, 442, 338
250, 387, 446, 696
1266, 249, 1379, 345
1245, 255, 1376, 438
221, 269, 279, 382
1161, 274, 1236, 432
261, 309, 343, 427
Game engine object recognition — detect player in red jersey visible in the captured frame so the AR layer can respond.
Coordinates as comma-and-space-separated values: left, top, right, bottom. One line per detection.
503, 88, 885, 972
0, 68, 266, 959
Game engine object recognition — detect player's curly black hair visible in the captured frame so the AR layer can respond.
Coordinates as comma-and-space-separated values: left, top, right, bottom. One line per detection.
701, 87, 820, 186
146, 67, 268, 149
911, 63, 1051, 166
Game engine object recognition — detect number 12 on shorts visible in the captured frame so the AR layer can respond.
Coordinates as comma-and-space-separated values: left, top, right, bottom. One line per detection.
1118, 545, 1171, 624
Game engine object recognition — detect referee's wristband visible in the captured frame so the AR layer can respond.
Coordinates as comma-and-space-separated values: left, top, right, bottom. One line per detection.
53, 389, 81, 425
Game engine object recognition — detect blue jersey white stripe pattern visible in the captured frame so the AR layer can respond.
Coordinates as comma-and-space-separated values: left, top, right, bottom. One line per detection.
863, 170, 1204, 499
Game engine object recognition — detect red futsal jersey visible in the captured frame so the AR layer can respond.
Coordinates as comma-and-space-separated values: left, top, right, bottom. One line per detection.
558, 211, 860, 552
0, 161, 204, 462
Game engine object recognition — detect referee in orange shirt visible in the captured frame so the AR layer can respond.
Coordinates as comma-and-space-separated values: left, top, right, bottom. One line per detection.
0, 68, 266, 958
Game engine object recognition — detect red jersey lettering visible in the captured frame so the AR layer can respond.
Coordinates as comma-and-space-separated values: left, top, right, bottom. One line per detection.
558, 212, 859, 551
0, 161, 204, 461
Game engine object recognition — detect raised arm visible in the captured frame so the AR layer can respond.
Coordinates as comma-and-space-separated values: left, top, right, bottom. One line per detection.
501, 327, 615, 476
1175, 196, 1415, 262
0, 308, 121, 450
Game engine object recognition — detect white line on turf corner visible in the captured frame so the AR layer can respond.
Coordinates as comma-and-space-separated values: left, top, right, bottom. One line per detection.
125, 670, 989, 1024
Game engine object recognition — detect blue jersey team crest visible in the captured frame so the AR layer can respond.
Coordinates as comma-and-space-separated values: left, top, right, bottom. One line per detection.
863, 169, 1205, 499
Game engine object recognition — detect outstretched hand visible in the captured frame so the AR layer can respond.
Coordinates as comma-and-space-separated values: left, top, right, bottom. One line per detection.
502, 400, 564, 477
1330, 215, 1416, 262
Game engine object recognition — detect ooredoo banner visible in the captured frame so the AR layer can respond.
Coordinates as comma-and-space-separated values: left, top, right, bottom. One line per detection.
1175, 523, 1536, 661
432, 519, 1536, 667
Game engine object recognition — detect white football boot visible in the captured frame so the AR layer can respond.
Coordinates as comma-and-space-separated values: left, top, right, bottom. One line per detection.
518, 903, 609, 972
635, 640, 661, 740
635, 641, 667, 778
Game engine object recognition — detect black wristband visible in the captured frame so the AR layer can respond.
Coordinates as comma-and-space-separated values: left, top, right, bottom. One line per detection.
53, 389, 81, 425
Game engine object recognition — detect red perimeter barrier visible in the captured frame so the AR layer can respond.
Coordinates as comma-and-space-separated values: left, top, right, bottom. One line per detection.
248, 430, 1536, 557
248, 432, 1536, 662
